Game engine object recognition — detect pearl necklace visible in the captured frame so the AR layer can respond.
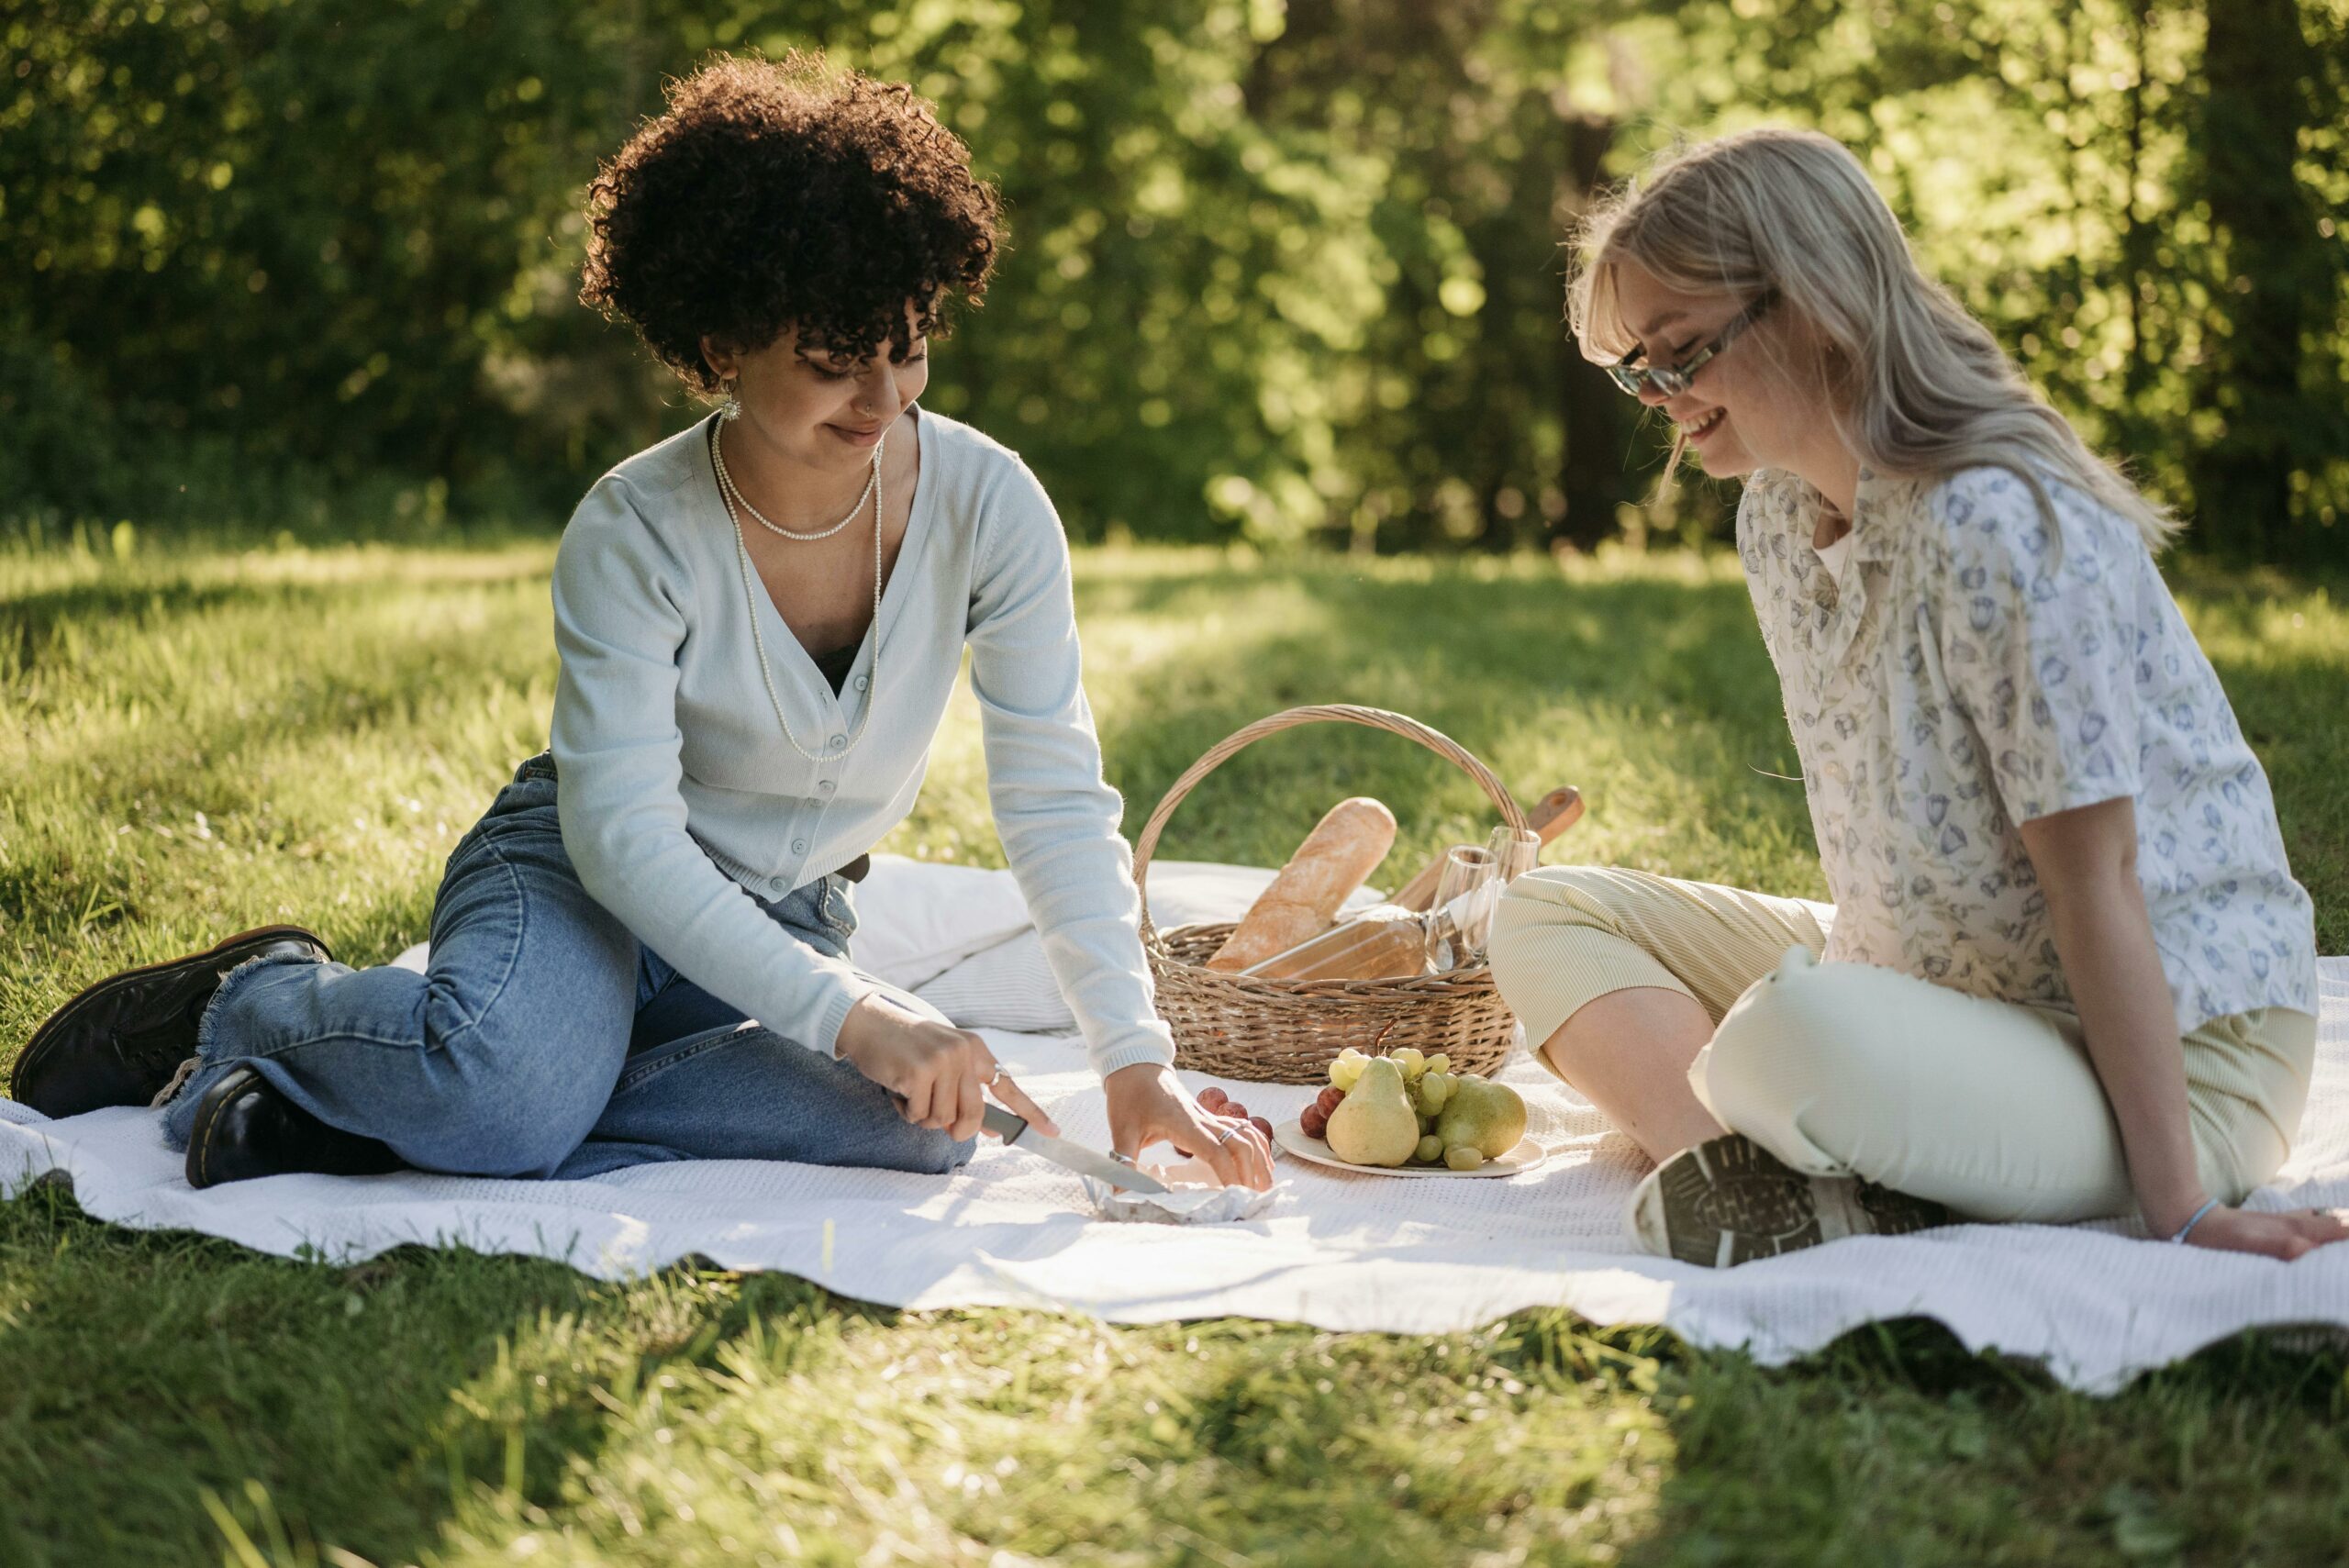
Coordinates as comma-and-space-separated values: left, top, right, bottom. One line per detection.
714, 424, 885, 764
713, 419, 879, 542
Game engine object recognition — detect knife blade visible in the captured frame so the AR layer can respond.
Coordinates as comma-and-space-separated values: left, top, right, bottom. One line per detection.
983, 1103, 1170, 1194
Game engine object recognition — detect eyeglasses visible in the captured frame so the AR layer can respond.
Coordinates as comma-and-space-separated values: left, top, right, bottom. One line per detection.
1604, 289, 1778, 398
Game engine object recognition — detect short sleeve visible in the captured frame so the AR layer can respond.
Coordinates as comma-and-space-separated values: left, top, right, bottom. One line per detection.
1925, 467, 2143, 825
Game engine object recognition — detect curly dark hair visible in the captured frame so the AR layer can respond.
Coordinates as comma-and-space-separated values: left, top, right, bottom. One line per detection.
579, 51, 1001, 395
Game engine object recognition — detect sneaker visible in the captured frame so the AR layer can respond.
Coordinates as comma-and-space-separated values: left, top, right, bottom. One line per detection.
1627, 1131, 1949, 1267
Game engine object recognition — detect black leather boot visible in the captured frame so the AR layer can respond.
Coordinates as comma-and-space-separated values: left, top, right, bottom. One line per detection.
9, 926, 333, 1118
184, 1068, 404, 1188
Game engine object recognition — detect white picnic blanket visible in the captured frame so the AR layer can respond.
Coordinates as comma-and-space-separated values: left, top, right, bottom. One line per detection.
5, 858, 2344, 1394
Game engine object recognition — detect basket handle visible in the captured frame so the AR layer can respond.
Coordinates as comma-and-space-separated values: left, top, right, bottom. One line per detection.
1131, 704, 1532, 943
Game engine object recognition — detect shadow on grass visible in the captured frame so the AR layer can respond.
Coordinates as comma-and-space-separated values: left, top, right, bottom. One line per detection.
0, 555, 550, 680
1, 579, 267, 673
0, 1180, 899, 1568
1490, 1309, 2349, 1568
9, 1176, 2349, 1565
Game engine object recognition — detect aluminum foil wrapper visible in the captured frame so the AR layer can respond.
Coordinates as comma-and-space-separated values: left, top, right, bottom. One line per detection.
1083, 1155, 1283, 1225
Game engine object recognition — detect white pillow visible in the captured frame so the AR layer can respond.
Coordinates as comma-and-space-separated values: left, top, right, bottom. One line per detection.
847, 854, 1035, 990
915, 929, 1078, 1034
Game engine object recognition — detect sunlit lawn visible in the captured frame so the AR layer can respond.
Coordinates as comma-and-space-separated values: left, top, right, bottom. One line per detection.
3, 535, 2347, 1565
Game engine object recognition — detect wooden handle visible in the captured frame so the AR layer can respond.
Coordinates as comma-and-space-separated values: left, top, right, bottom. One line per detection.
1390, 785, 1584, 913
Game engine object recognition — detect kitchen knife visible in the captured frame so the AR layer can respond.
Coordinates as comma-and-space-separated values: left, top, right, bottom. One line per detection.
982, 1103, 1171, 1194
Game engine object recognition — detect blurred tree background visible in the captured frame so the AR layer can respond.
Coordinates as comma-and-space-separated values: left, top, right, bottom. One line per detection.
5, 0, 2344, 561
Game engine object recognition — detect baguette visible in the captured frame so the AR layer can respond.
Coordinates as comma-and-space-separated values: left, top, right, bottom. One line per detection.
1207, 796, 1397, 972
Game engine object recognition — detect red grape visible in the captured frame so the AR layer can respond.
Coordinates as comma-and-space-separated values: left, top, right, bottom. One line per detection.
1298, 1105, 1330, 1139
1198, 1086, 1229, 1110
1249, 1116, 1275, 1141
1315, 1084, 1345, 1115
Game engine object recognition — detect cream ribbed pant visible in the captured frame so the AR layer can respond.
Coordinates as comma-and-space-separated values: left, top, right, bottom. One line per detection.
1487, 866, 2316, 1223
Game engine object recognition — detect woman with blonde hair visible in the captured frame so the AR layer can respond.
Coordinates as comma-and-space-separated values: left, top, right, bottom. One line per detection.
1488, 127, 2339, 1265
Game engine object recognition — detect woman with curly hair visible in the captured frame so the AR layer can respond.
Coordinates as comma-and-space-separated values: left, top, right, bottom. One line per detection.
14, 53, 1271, 1192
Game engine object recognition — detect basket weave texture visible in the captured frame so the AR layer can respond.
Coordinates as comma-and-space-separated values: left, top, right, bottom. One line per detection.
1135, 705, 1531, 1085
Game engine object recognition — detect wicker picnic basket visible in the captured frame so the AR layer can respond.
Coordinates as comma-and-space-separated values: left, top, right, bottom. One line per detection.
1134, 704, 1532, 1085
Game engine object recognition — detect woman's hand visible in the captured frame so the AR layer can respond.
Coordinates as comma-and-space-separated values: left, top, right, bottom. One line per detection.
835, 993, 1058, 1143
1102, 1062, 1275, 1191
2175, 1204, 2349, 1261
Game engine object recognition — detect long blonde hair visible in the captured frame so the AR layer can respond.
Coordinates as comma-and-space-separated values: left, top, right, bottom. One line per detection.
1567, 127, 2176, 550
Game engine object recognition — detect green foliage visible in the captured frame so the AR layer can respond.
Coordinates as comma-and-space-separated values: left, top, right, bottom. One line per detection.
1, 2, 655, 522
1627, 0, 2349, 561
5, 2, 2345, 555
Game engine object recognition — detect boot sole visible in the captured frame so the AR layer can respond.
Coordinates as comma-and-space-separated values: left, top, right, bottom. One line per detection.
9, 925, 333, 1114
1633, 1133, 1949, 1268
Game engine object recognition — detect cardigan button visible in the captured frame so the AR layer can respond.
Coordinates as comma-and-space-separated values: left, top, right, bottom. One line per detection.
817, 779, 836, 794
791, 838, 808, 855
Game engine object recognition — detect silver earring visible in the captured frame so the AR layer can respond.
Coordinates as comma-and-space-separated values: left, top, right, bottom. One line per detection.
720, 380, 742, 421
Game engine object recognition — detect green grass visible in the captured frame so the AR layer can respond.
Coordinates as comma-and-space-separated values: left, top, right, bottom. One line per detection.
4, 536, 2347, 1566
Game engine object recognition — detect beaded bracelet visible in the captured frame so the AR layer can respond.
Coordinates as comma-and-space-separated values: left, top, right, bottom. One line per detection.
2169, 1196, 2221, 1245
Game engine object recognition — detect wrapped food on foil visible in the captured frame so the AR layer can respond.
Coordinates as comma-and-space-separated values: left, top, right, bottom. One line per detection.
1082, 1154, 1283, 1225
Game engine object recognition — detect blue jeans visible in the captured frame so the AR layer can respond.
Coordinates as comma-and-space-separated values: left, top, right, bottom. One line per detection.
159, 754, 972, 1180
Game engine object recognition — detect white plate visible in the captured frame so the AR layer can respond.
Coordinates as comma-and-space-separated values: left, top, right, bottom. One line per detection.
1273, 1118, 1548, 1178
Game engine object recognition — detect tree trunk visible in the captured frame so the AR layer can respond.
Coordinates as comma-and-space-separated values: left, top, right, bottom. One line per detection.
2121, 0, 2156, 402
1553, 111, 1626, 550
2192, 0, 2325, 562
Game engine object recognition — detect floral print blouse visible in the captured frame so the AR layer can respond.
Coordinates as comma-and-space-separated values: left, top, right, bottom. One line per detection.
1737, 462, 2316, 1033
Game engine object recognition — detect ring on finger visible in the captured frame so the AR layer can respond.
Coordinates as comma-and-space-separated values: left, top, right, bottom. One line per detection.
1213, 1125, 1241, 1145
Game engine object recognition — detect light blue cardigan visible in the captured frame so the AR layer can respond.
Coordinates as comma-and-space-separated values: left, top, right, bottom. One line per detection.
549, 408, 1177, 1078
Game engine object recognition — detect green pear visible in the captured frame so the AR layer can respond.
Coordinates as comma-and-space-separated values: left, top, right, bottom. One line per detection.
1433, 1077, 1528, 1159
1323, 1057, 1421, 1167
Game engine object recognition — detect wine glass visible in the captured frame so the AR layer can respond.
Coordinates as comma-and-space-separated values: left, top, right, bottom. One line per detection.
1486, 824, 1540, 884
1424, 844, 1497, 971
